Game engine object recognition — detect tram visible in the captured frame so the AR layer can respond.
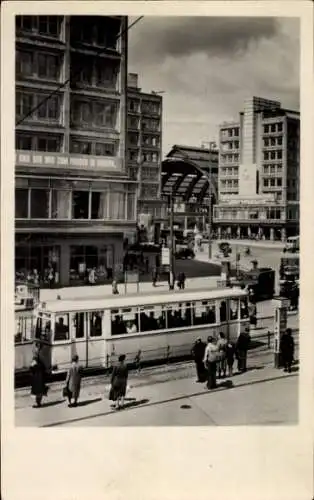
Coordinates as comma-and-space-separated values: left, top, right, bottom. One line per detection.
15, 287, 250, 375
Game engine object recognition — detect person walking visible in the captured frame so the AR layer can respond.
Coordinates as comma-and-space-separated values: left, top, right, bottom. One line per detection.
280, 328, 295, 373
65, 355, 82, 407
225, 341, 235, 377
236, 328, 251, 372
112, 279, 119, 295
191, 337, 206, 382
152, 267, 158, 287
177, 272, 186, 290
109, 354, 129, 410
30, 342, 48, 408
203, 336, 219, 390
217, 332, 228, 378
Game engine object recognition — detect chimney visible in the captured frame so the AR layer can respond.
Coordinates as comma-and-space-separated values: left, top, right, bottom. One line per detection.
128, 73, 139, 89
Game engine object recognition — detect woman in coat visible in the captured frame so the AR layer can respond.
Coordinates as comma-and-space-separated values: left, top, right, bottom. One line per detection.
109, 354, 129, 410
65, 355, 82, 407
30, 343, 48, 408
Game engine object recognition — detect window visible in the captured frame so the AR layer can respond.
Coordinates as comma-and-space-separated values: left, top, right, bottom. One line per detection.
16, 16, 34, 32
270, 138, 276, 146
263, 165, 269, 174
51, 190, 71, 219
264, 138, 269, 147
270, 179, 275, 187
234, 141, 239, 149
38, 16, 61, 37
15, 188, 29, 218
277, 150, 282, 160
37, 136, 61, 152
111, 308, 138, 335
16, 51, 33, 77
277, 178, 282, 187
54, 314, 70, 341
270, 151, 276, 160
30, 189, 50, 218
38, 53, 59, 80
271, 124, 276, 133
278, 123, 283, 132
37, 95, 60, 120
90, 311, 103, 337
95, 62, 116, 87
129, 100, 138, 112
73, 312, 85, 339
16, 92, 34, 119
264, 152, 269, 161
240, 298, 249, 319
277, 136, 283, 146
193, 301, 216, 325
263, 179, 269, 187
277, 164, 282, 173
95, 142, 115, 156
264, 125, 269, 134
228, 129, 232, 137
16, 134, 32, 150
270, 165, 275, 174
109, 190, 125, 219
70, 140, 91, 155
91, 191, 107, 219
95, 103, 116, 127
128, 117, 139, 129
72, 191, 89, 219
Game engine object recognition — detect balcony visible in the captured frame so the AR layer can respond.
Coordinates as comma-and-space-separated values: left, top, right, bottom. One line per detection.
16, 151, 123, 173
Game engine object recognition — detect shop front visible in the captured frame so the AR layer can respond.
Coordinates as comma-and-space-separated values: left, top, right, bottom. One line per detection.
15, 233, 124, 288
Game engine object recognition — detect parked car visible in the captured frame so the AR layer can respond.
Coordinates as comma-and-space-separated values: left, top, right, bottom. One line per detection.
175, 245, 195, 260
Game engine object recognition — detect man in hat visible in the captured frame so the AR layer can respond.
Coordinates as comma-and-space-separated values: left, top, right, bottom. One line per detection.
191, 337, 206, 382
203, 336, 219, 389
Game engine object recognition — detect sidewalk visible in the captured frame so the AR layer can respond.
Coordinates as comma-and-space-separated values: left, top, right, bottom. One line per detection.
15, 360, 298, 427
215, 239, 285, 249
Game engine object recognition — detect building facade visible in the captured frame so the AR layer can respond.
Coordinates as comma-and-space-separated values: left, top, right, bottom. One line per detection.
214, 97, 300, 240
15, 15, 137, 287
127, 73, 165, 240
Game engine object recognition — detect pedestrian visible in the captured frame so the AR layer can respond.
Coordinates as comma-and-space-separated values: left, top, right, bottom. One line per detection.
236, 328, 251, 372
134, 350, 142, 374
248, 302, 257, 328
177, 272, 186, 290
112, 279, 119, 295
280, 328, 295, 373
191, 337, 206, 382
109, 354, 129, 410
152, 267, 158, 287
30, 342, 48, 408
203, 336, 219, 390
226, 341, 235, 377
64, 354, 82, 407
217, 332, 228, 378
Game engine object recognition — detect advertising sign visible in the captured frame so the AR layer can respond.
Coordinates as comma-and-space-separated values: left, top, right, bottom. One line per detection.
161, 247, 170, 266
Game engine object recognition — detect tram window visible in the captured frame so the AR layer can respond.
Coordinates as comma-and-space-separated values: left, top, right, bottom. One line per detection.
179, 302, 193, 327
111, 308, 138, 335
139, 305, 164, 331
193, 301, 216, 326
230, 299, 239, 320
219, 301, 227, 322
54, 314, 70, 341
35, 314, 52, 340
166, 303, 186, 329
240, 298, 249, 319
90, 311, 103, 337
73, 312, 85, 339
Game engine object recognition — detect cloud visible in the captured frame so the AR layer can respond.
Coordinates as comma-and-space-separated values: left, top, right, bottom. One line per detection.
128, 17, 300, 156
129, 17, 279, 63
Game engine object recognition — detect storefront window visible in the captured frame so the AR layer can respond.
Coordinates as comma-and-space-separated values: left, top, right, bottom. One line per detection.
91, 191, 108, 219
15, 188, 29, 218
15, 244, 60, 286
30, 189, 50, 218
69, 244, 114, 284
72, 191, 89, 219
51, 190, 71, 219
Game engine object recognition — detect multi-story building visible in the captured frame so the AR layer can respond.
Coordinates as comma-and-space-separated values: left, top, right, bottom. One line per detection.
15, 15, 137, 287
214, 97, 300, 241
127, 73, 165, 229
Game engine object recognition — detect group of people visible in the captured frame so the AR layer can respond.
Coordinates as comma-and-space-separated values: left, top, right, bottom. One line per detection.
191, 330, 251, 389
30, 345, 129, 411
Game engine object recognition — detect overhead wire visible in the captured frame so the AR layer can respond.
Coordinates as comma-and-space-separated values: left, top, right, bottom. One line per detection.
16, 15, 144, 126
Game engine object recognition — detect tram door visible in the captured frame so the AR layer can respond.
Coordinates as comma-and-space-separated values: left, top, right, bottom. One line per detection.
71, 312, 88, 367
87, 311, 105, 368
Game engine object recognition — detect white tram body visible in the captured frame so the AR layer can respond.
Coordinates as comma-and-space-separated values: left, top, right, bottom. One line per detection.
15, 287, 250, 374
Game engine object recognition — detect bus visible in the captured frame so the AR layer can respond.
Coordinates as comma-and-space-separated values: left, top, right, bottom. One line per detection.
15, 287, 250, 375
284, 236, 299, 253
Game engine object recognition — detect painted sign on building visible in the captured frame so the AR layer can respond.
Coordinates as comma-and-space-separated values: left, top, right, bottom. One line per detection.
238, 163, 257, 197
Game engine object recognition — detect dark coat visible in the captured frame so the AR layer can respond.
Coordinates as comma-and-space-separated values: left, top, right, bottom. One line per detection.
30, 355, 46, 397
110, 362, 128, 400
192, 340, 206, 362
236, 333, 250, 352
66, 362, 82, 399
280, 333, 294, 362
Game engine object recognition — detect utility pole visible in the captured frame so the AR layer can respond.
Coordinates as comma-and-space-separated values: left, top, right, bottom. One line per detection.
207, 188, 212, 260
169, 192, 175, 289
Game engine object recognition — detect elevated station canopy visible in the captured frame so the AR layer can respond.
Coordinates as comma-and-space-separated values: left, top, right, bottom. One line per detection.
161, 145, 218, 204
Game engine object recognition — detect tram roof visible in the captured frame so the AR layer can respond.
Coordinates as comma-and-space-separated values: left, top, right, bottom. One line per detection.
39, 287, 247, 314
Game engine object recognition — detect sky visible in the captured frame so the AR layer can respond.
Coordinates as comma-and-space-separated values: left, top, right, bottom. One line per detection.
128, 16, 300, 157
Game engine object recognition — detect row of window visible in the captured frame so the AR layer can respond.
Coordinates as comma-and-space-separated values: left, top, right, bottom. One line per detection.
263, 123, 283, 134
287, 179, 298, 188
263, 178, 282, 188
16, 16, 121, 51
128, 134, 160, 148
16, 50, 61, 81
220, 141, 239, 151
220, 154, 240, 164
128, 151, 159, 163
128, 100, 160, 115
16, 92, 118, 129
220, 167, 238, 176
263, 164, 282, 175
141, 168, 160, 181
15, 188, 136, 221
215, 208, 283, 220
128, 117, 160, 131
220, 127, 240, 139
263, 136, 283, 147
263, 150, 282, 161
220, 180, 239, 188
140, 186, 159, 199
16, 133, 117, 156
